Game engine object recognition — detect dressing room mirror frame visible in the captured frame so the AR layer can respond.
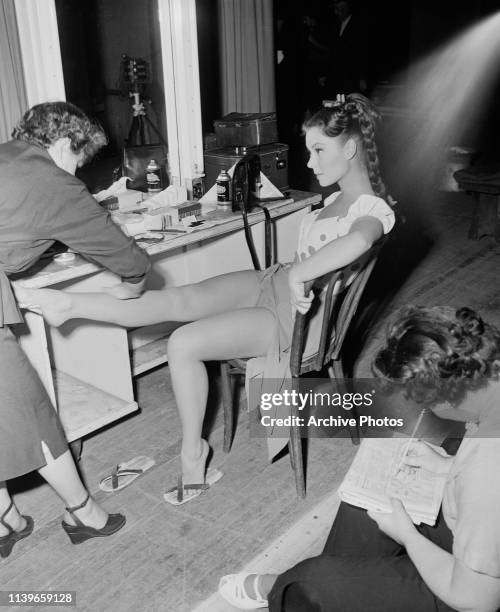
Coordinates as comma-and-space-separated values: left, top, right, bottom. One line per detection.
13, 0, 204, 193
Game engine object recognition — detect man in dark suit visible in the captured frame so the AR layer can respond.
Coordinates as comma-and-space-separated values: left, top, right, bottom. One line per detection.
324, 0, 370, 97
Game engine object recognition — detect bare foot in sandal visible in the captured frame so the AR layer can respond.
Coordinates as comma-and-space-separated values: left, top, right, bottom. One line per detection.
181, 438, 210, 485
164, 439, 223, 505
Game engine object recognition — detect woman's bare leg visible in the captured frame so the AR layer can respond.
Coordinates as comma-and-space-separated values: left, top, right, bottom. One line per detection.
37, 443, 109, 528
0, 445, 116, 532
15, 270, 263, 328
166, 307, 276, 484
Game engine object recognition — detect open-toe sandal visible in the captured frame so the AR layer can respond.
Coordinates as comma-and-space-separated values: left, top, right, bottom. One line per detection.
61, 493, 126, 544
218, 573, 268, 610
163, 467, 223, 506
99, 456, 155, 493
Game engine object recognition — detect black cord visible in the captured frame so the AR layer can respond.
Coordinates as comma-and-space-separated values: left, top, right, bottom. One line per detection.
254, 202, 273, 267
241, 205, 262, 271
232, 159, 262, 271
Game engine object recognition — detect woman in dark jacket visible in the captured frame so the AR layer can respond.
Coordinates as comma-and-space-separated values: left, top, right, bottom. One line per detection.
0, 102, 150, 557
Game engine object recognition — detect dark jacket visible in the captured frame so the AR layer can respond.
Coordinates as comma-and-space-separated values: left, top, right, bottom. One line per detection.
0, 139, 150, 281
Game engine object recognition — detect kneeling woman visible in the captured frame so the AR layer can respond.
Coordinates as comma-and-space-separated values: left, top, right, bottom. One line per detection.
219, 306, 500, 611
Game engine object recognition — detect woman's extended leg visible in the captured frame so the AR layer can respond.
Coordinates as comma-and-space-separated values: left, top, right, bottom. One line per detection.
37, 443, 110, 528
166, 306, 276, 485
15, 269, 264, 328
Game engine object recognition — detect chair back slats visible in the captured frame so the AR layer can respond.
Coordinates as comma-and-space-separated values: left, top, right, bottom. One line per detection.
290, 269, 343, 376
290, 240, 385, 377
290, 312, 307, 377
314, 270, 344, 371
327, 253, 379, 362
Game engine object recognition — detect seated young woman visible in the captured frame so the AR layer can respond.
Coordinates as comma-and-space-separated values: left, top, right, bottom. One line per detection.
218, 305, 500, 611
15, 93, 395, 505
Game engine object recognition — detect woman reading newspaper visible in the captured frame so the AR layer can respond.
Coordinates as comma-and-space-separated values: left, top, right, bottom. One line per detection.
218, 305, 500, 611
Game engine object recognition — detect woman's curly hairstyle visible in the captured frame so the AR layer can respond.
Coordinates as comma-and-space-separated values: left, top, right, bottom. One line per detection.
303, 93, 392, 203
12, 101, 107, 163
372, 306, 500, 406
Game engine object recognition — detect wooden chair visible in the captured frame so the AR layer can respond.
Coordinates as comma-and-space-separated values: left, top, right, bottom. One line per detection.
220, 240, 385, 497
454, 164, 500, 242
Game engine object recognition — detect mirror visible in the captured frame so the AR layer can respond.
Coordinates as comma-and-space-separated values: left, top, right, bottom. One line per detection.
55, 0, 168, 191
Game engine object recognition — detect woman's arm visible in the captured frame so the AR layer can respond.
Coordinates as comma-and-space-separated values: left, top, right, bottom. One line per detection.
369, 500, 500, 612
41, 174, 151, 294
289, 216, 383, 284
288, 216, 383, 313
405, 530, 500, 612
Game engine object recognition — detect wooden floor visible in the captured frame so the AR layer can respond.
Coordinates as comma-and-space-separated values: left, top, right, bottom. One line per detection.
3, 189, 500, 612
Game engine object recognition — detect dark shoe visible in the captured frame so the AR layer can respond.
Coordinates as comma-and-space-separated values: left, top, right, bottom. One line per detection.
0, 501, 34, 558
61, 493, 125, 545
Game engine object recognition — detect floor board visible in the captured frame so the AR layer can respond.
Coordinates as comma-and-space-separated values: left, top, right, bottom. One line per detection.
4, 190, 500, 611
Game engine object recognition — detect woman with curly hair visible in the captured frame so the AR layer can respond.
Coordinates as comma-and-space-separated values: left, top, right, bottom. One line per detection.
0, 102, 151, 556
15, 94, 396, 505
217, 305, 500, 611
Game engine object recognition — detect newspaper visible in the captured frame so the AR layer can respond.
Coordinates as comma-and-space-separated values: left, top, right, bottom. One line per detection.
338, 438, 452, 525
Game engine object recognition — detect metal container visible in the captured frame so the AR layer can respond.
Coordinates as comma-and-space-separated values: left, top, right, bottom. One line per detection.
214, 112, 278, 148
204, 143, 289, 193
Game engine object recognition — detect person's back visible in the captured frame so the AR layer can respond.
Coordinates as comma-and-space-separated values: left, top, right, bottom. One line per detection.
0, 139, 83, 272
0, 101, 150, 292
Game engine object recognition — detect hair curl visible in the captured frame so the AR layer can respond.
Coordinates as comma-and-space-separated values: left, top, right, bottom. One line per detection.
372, 306, 500, 406
12, 101, 107, 163
303, 93, 392, 202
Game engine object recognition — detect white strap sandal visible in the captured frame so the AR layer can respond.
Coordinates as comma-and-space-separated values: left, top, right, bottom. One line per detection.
218, 573, 268, 610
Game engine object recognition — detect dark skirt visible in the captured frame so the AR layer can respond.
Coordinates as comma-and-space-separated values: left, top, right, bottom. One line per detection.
0, 325, 67, 481
268, 503, 455, 612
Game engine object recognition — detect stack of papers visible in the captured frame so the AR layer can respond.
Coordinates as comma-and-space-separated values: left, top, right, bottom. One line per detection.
338, 438, 452, 525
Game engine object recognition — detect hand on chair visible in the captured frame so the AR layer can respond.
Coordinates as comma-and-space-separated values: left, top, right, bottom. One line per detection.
288, 268, 313, 315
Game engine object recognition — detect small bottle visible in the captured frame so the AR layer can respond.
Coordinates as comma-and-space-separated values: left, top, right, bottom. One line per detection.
146, 159, 162, 195
216, 169, 231, 206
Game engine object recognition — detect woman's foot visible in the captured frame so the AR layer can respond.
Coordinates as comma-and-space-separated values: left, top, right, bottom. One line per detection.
180, 438, 210, 485
164, 440, 223, 505
0, 501, 34, 557
13, 286, 73, 327
0, 502, 28, 536
218, 573, 277, 609
62, 495, 109, 529
61, 493, 125, 544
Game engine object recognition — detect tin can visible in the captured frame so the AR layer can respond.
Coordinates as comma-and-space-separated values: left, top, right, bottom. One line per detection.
146, 159, 162, 195
216, 169, 231, 205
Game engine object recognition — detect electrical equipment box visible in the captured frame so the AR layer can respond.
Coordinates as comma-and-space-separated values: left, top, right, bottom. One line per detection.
204, 143, 289, 193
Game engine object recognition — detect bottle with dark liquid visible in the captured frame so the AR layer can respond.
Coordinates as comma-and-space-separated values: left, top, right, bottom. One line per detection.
216, 169, 231, 206
146, 159, 162, 195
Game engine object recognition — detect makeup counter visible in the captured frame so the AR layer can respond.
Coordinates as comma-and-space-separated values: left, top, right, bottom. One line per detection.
11, 190, 321, 443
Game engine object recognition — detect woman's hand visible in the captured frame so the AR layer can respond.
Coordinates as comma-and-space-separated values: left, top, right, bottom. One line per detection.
103, 278, 146, 300
404, 441, 452, 475
367, 498, 417, 546
288, 268, 313, 315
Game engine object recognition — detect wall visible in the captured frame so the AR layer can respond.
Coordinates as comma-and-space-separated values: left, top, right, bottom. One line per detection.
196, 0, 222, 139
